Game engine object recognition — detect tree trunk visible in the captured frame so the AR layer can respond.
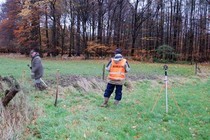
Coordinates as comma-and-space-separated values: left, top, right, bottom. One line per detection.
61, 16, 66, 56
97, 0, 104, 43
45, 5, 50, 53
1, 76, 20, 107
76, 14, 81, 56
68, 0, 75, 57
50, 0, 57, 53
91, 2, 96, 41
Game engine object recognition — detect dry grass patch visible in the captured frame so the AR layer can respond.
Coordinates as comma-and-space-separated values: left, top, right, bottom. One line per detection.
0, 91, 34, 139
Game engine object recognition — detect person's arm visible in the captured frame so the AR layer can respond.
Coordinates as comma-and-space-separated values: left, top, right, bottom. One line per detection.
105, 59, 112, 71
125, 61, 130, 72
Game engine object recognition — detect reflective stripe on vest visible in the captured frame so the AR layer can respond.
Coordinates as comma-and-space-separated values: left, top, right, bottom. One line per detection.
108, 59, 126, 80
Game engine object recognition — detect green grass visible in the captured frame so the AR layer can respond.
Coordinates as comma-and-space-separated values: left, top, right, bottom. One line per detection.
0, 56, 195, 79
0, 56, 209, 140
23, 79, 210, 140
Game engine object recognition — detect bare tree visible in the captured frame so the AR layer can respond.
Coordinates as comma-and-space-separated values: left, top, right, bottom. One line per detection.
67, 0, 76, 57
97, 0, 104, 43
130, 0, 160, 56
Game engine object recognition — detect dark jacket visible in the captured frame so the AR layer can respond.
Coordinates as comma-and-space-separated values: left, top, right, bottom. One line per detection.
31, 53, 43, 80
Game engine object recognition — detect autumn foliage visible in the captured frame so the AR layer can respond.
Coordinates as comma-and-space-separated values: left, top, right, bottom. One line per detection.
85, 41, 113, 58
0, 0, 209, 61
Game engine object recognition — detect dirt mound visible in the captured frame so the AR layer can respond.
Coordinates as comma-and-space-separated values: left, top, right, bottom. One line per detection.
46, 73, 209, 94
47, 75, 106, 93
46, 75, 136, 93
127, 74, 158, 81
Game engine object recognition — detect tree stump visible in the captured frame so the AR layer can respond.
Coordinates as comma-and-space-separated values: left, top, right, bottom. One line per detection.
0, 76, 21, 107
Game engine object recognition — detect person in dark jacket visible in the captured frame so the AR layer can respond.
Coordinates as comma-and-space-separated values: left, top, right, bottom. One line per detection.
30, 48, 47, 90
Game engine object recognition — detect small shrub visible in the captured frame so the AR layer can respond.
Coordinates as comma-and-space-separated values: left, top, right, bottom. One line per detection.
156, 44, 177, 62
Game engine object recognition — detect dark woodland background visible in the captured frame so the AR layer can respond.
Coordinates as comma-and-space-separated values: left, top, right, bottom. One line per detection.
0, 0, 209, 62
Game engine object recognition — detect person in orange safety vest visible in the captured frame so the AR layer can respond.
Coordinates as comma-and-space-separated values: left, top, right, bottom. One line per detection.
101, 48, 130, 107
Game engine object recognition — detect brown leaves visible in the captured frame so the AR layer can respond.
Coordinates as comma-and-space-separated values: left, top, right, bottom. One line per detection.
85, 41, 114, 57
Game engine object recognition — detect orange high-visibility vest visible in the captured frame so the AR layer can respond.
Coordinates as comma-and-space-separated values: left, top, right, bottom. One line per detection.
108, 58, 126, 80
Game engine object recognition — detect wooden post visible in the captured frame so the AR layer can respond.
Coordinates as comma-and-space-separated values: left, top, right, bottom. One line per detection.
54, 69, 60, 106
102, 64, 105, 80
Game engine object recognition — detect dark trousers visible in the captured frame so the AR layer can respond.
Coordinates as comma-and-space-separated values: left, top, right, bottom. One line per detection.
104, 83, 123, 101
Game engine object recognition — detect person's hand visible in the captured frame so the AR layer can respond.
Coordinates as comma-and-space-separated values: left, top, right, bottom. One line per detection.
27, 64, 32, 70
31, 72, 35, 79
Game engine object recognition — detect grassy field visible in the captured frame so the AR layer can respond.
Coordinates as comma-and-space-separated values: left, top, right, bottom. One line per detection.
0, 56, 210, 140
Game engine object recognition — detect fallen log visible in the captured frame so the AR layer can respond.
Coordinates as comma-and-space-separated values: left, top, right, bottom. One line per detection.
0, 76, 21, 107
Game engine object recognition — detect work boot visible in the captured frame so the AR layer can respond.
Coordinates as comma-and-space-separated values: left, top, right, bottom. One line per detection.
100, 97, 109, 107
35, 83, 46, 91
35, 83, 40, 90
40, 84, 47, 91
114, 100, 119, 106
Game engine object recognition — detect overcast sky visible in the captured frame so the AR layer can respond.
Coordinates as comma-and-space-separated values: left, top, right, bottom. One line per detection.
0, 0, 5, 4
